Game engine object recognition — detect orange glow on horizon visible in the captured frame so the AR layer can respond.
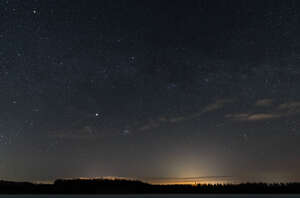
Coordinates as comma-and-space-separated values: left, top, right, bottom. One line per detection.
30, 176, 234, 186
148, 180, 224, 185
145, 178, 232, 185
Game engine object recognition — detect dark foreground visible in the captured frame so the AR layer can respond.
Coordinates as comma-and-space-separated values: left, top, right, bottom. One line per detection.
0, 179, 300, 194
0, 196, 298, 198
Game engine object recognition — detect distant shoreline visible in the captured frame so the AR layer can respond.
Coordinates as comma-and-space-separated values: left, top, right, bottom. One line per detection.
1, 178, 300, 194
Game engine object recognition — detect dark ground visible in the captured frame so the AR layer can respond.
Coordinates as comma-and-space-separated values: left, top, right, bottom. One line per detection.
0, 179, 300, 194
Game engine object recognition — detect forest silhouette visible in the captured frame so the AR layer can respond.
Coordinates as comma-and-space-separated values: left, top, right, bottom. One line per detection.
0, 178, 300, 194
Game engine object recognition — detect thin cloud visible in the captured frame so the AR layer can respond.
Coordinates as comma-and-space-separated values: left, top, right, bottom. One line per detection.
247, 113, 281, 121
227, 100, 300, 121
226, 112, 282, 121
278, 101, 300, 110
138, 120, 161, 131
201, 99, 234, 114
225, 113, 250, 120
136, 99, 234, 131
255, 99, 273, 107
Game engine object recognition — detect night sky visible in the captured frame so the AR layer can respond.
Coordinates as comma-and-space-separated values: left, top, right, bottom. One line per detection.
1, 0, 300, 184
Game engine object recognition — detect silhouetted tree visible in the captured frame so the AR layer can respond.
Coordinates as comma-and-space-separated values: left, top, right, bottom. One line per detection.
0, 179, 300, 194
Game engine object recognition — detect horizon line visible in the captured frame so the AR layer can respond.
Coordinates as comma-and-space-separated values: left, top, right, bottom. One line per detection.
2, 175, 300, 185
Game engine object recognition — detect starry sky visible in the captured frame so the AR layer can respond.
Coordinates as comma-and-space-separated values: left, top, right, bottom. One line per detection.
1, 0, 300, 184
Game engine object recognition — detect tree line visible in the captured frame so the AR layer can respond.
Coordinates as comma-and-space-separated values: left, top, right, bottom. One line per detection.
0, 178, 299, 194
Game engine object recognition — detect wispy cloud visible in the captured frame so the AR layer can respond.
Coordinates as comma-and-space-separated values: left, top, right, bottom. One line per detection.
226, 113, 281, 121
138, 120, 161, 131
49, 99, 235, 139
136, 99, 234, 131
247, 113, 281, 121
255, 99, 273, 107
226, 100, 300, 121
201, 99, 234, 114
225, 113, 250, 120
51, 99, 300, 139
278, 101, 300, 111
